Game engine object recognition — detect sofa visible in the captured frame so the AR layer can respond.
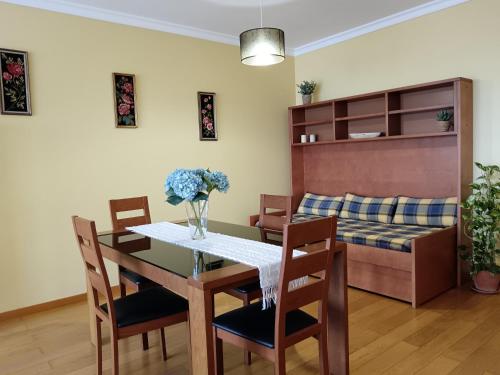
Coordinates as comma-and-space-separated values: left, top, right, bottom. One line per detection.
250, 192, 458, 307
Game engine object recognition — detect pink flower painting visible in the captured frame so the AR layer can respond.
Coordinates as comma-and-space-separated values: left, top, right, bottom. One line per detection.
113, 73, 137, 127
198, 92, 217, 140
1, 49, 31, 115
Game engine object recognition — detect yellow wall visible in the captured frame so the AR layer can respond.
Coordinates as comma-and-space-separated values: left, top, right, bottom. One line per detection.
2, 0, 499, 313
0, 3, 295, 313
295, 0, 499, 165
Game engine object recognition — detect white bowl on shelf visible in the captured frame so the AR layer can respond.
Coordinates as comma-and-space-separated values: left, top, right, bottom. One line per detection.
349, 132, 382, 139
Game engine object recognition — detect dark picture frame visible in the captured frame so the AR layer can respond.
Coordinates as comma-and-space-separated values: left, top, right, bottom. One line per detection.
113, 73, 137, 128
198, 92, 217, 141
0, 48, 32, 115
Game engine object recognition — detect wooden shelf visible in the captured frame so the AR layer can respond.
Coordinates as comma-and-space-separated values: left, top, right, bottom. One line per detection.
335, 112, 386, 121
389, 105, 454, 115
292, 140, 336, 147
292, 119, 332, 127
291, 132, 457, 147
289, 100, 333, 110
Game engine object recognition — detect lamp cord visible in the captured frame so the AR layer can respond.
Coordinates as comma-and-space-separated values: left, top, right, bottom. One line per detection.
260, 0, 263, 27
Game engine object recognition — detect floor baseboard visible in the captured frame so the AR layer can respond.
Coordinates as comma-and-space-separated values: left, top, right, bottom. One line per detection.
0, 285, 121, 322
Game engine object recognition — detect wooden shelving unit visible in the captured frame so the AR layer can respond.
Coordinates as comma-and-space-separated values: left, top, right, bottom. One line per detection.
291, 131, 458, 147
288, 77, 473, 283
289, 78, 463, 144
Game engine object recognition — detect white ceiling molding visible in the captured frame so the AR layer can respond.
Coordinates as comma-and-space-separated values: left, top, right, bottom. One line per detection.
293, 0, 469, 56
1, 0, 469, 57
0, 0, 240, 46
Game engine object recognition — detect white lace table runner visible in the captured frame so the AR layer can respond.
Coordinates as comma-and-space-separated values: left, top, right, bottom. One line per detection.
126, 221, 306, 308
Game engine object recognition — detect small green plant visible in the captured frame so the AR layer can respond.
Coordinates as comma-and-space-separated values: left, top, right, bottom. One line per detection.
460, 162, 500, 276
296, 80, 317, 95
436, 110, 453, 121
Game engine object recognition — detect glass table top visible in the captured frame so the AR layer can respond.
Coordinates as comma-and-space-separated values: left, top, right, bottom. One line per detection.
98, 220, 263, 279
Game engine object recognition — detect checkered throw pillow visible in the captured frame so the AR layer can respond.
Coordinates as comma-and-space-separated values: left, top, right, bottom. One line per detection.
297, 193, 344, 217
393, 197, 457, 227
339, 193, 398, 224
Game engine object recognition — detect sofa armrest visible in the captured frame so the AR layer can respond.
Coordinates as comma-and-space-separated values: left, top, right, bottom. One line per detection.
411, 225, 457, 307
249, 210, 288, 227
249, 214, 259, 227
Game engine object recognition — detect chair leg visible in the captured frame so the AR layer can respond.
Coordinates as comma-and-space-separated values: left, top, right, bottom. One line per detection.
318, 329, 329, 375
274, 348, 286, 375
119, 282, 126, 298
142, 333, 149, 351
160, 328, 167, 361
110, 330, 119, 375
186, 319, 193, 375
95, 317, 103, 375
213, 328, 224, 375
242, 296, 252, 366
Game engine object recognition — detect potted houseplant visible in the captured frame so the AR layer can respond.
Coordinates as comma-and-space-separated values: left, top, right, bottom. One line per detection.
436, 110, 453, 132
460, 162, 500, 293
165, 168, 229, 240
297, 80, 317, 105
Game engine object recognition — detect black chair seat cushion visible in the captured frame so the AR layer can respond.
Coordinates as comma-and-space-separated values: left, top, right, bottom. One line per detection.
232, 281, 261, 294
101, 286, 188, 328
120, 268, 155, 286
213, 302, 317, 348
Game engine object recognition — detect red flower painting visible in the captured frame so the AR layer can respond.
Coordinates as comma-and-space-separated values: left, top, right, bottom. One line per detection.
0, 49, 31, 115
113, 73, 137, 127
198, 92, 217, 140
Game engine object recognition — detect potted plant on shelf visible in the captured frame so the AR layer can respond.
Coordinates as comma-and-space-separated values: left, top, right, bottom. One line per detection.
436, 110, 453, 132
460, 162, 500, 293
297, 80, 317, 105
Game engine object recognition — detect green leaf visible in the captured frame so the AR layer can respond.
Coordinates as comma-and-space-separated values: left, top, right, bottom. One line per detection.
192, 192, 209, 202
166, 195, 184, 206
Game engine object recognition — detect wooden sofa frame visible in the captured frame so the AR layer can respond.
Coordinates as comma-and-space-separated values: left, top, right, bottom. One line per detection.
250, 201, 457, 308
252, 77, 472, 308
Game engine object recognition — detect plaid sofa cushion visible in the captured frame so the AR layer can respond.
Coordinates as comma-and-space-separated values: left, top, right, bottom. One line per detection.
393, 197, 458, 227
339, 193, 398, 224
292, 213, 324, 223
290, 215, 439, 252
337, 218, 439, 252
296, 193, 344, 217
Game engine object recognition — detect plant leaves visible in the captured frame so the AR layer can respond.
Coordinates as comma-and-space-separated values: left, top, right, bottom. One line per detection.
166, 195, 184, 206
192, 192, 209, 202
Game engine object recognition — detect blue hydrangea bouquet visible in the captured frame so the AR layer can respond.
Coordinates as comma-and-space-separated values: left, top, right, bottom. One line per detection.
165, 168, 229, 239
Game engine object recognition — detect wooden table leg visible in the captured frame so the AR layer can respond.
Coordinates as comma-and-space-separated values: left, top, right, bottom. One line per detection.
86, 276, 97, 346
328, 246, 349, 375
188, 284, 215, 375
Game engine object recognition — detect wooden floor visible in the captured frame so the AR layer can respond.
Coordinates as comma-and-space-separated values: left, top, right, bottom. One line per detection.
1, 285, 499, 375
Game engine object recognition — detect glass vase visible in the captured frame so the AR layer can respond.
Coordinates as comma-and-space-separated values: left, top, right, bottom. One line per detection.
185, 200, 209, 240
193, 251, 206, 275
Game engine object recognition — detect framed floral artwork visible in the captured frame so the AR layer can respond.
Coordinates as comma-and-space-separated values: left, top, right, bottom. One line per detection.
198, 92, 217, 141
113, 73, 137, 128
0, 49, 31, 115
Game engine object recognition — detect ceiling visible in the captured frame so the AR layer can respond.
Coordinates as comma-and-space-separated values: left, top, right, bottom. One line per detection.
3, 0, 467, 54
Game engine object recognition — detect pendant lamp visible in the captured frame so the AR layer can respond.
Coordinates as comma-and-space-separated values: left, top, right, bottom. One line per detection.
239, 0, 285, 66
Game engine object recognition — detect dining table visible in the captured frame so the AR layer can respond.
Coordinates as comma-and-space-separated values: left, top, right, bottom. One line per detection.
88, 220, 349, 375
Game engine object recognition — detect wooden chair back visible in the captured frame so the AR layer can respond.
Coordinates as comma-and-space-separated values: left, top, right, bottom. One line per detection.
259, 194, 292, 243
275, 216, 337, 346
72, 216, 116, 324
109, 196, 151, 231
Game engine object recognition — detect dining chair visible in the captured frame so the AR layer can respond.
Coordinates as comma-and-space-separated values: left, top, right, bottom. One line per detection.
258, 194, 292, 244
213, 216, 337, 374
72, 216, 189, 375
224, 194, 292, 365
109, 196, 158, 349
